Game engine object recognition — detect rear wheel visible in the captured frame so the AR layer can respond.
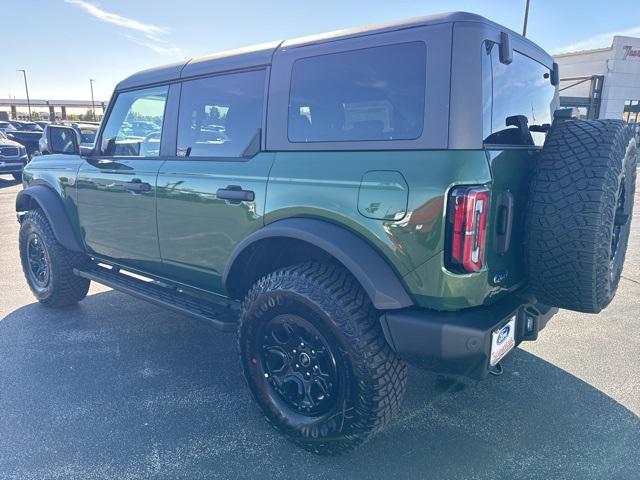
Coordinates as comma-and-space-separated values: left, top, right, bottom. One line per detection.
527, 120, 637, 313
238, 262, 407, 455
19, 209, 90, 307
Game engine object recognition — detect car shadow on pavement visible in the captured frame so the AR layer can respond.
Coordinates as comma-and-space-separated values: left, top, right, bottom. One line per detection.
0, 290, 638, 480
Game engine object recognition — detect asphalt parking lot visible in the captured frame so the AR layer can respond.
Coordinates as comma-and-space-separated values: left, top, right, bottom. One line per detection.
0, 176, 639, 480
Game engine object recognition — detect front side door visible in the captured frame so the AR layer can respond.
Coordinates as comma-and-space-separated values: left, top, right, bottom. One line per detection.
156, 69, 273, 294
77, 85, 169, 275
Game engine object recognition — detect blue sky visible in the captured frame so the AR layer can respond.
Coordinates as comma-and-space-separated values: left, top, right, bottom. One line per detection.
3, 0, 640, 101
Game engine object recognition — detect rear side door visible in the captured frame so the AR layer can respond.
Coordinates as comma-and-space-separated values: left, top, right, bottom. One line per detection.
76, 86, 169, 275
156, 69, 273, 293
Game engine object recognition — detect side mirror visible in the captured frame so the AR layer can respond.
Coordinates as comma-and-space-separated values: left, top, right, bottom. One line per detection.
499, 32, 513, 65
47, 125, 80, 155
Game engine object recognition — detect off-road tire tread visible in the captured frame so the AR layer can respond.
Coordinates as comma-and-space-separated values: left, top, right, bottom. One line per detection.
19, 209, 90, 307
526, 119, 637, 313
239, 262, 407, 455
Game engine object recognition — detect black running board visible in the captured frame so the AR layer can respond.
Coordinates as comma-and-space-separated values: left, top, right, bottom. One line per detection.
74, 264, 238, 332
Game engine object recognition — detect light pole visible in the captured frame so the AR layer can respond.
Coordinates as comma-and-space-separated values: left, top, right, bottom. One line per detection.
17, 69, 31, 120
89, 78, 96, 121
523, 0, 531, 37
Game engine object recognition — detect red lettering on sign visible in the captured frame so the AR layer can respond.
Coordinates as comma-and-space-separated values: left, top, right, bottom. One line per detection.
623, 45, 640, 59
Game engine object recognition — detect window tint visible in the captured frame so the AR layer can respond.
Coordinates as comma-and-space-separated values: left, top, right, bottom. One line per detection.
288, 42, 426, 143
484, 43, 555, 146
100, 86, 167, 157
177, 70, 265, 158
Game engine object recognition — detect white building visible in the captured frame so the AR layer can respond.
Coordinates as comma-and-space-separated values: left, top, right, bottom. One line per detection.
554, 35, 640, 123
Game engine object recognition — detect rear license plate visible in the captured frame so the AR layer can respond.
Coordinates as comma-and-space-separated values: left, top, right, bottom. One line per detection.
490, 315, 516, 366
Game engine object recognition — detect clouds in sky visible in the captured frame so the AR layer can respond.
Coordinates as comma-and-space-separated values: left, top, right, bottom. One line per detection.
64, 0, 182, 55
555, 24, 640, 53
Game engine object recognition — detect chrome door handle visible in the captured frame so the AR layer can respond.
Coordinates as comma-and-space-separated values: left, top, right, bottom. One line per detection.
216, 186, 254, 202
124, 181, 151, 193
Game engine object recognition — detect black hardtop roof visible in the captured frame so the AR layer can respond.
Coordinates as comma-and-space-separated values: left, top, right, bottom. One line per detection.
116, 11, 550, 91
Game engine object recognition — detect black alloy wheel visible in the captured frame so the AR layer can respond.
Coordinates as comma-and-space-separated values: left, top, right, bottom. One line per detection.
259, 313, 339, 417
26, 232, 50, 291
19, 209, 91, 306
239, 262, 408, 455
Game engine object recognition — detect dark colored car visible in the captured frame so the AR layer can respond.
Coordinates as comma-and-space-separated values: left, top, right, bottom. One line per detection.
0, 130, 29, 181
70, 123, 98, 147
9, 120, 43, 132
15, 12, 638, 455
0, 121, 16, 132
4, 129, 42, 160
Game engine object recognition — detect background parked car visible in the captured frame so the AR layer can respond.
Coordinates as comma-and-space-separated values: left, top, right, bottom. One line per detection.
70, 123, 98, 148
4, 128, 42, 160
8, 120, 43, 132
0, 121, 16, 133
0, 130, 29, 181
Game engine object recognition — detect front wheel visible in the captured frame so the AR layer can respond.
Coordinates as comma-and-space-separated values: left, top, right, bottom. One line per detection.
19, 209, 90, 307
238, 262, 407, 455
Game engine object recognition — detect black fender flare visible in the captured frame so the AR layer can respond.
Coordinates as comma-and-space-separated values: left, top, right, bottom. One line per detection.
16, 185, 84, 252
223, 218, 413, 310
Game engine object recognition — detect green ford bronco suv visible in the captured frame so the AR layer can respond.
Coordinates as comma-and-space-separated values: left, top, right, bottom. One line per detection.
16, 12, 637, 454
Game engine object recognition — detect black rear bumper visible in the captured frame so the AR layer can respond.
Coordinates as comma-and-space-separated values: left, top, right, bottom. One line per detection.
380, 293, 558, 380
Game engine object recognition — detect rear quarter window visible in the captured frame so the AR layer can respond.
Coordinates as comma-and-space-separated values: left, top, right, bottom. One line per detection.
288, 42, 427, 143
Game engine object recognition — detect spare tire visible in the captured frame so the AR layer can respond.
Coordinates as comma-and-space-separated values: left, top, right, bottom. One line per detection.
526, 119, 637, 313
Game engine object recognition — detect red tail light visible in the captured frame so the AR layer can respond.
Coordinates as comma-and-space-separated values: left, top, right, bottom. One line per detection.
447, 186, 490, 273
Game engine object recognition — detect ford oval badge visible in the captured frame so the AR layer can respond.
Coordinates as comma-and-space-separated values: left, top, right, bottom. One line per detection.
497, 324, 511, 345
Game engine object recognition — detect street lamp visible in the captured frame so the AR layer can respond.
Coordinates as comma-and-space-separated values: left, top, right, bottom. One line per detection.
523, 0, 531, 37
17, 69, 31, 120
89, 78, 96, 121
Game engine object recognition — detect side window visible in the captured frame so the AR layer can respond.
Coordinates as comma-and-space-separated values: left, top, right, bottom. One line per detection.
288, 42, 426, 143
177, 70, 265, 158
484, 44, 555, 146
100, 86, 168, 157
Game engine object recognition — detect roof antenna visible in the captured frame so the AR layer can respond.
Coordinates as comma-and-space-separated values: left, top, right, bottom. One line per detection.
522, 0, 531, 37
